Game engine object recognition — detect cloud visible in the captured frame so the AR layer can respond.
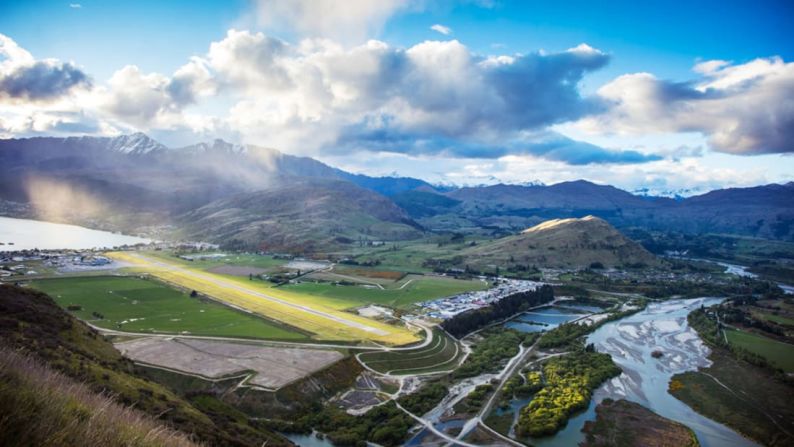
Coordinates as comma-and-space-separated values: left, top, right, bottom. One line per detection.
69, 3, 82, 9
204, 32, 611, 159
579, 56, 794, 155
167, 57, 216, 106
335, 126, 659, 165
0, 34, 91, 102
430, 24, 452, 35
252, 0, 414, 43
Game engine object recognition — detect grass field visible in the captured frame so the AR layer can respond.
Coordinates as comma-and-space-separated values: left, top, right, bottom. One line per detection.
358, 329, 463, 375
725, 328, 794, 372
753, 311, 794, 328
336, 239, 491, 272
669, 350, 794, 447
108, 251, 419, 345
29, 276, 307, 340
168, 253, 287, 271
282, 275, 487, 309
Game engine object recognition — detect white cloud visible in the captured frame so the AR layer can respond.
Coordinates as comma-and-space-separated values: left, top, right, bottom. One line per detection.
200, 31, 613, 162
430, 24, 452, 35
69, 3, 82, 9
578, 57, 794, 155
252, 0, 414, 43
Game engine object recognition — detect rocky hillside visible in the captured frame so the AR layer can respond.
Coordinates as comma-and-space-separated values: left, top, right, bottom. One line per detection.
454, 215, 659, 270
178, 178, 424, 253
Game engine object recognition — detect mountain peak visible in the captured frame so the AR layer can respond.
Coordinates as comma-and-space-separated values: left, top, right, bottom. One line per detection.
108, 132, 166, 155
521, 215, 604, 234
177, 138, 247, 155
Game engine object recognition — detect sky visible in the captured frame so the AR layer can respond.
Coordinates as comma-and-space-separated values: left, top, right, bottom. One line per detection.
0, 0, 792, 194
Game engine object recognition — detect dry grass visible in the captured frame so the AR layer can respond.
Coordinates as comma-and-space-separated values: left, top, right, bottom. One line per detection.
0, 346, 200, 447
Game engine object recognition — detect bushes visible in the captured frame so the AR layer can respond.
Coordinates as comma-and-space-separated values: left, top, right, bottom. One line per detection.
515, 351, 621, 438
454, 330, 538, 379
304, 402, 407, 446
398, 382, 449, 415
300, 381, 449, 446
456, 384, 494, 414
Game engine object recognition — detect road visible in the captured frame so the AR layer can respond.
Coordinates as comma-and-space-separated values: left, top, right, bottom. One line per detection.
394, 401, 481, 447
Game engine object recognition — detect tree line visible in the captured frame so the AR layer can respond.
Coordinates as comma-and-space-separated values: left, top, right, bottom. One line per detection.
441, 285, 554, 338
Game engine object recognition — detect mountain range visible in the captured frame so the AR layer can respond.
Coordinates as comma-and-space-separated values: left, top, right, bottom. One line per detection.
0, 133, 792, 251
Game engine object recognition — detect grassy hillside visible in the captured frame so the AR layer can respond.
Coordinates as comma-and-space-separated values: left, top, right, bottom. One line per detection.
0, 284, 291, 447
0, 346, 199, 447
454, 216, 659, 270
178, 178, 424, 253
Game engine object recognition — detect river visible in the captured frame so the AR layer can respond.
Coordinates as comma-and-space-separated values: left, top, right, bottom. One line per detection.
0, 216, 150, 251
529, 298, 758, 447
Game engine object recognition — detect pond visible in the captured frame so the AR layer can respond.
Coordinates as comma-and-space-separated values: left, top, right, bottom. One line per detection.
504, 306, 584, 333
0, 216, 150, 251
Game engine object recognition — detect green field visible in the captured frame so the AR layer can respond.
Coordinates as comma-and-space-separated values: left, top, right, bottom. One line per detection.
358, 329, 463, 374
726, 328, 794, 372
754, 311, 794, 328
168, 253, 287, 270
29, 276, 307, 340
669, 350, 794, 446
335, 238, 493, 272
282, 275, 487, 309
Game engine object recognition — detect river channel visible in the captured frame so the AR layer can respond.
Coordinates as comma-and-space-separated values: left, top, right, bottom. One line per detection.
526, 298, 758, 447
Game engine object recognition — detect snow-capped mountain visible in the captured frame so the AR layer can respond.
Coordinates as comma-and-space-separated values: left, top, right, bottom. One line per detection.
176, 138, 248, 155
105, 132, 168, 155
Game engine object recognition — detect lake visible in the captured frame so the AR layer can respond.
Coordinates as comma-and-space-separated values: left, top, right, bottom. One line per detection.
0, 217, 151, 251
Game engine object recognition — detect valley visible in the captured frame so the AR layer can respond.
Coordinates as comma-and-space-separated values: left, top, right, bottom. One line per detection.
0, 135, 792, 447
2, 4, 792, 445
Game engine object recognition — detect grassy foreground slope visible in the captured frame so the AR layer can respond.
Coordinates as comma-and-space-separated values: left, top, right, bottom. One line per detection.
30, 276, 306, 340
0, 347, 198, 447
0, 284, 292, 447
109, 251, 419, 345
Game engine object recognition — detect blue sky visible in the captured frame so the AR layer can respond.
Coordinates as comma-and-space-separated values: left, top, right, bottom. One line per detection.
0, 0, 792, 193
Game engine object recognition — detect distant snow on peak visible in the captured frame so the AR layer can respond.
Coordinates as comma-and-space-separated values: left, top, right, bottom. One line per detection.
177, 138, 248, 155
107, 132, 167, 155
632, 186, 704, 199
